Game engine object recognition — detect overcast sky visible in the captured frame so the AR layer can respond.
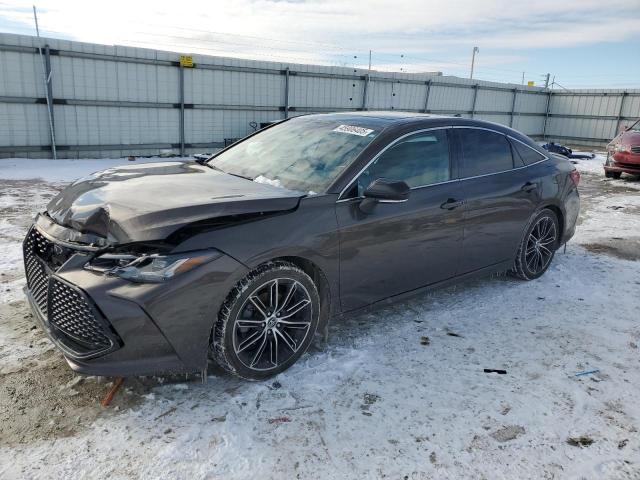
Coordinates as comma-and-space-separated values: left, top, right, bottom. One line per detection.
1, 0, 639, 88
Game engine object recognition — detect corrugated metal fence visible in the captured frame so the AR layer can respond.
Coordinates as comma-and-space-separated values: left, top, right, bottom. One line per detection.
1, 33, 638, 158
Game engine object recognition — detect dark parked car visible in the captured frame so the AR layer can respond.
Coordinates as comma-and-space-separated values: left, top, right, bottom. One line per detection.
23, 113, 580, 380
605, 118, 640, 178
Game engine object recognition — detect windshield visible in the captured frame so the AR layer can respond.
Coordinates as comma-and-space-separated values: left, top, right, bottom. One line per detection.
209, 116, 380, 193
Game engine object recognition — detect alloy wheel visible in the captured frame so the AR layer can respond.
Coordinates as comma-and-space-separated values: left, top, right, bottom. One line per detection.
525, 216, 557, 275
232, 278, 313, 371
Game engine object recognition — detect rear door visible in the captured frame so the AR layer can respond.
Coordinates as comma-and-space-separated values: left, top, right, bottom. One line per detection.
336, 128, 465, 311
454, 127, 539, 273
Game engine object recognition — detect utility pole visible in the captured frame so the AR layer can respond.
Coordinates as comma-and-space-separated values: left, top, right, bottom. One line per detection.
368, 50, 372, 72
544, 73, 550, 89
469, 47, 479, 79
33, 5, 57, 160
521, 72, 525, 85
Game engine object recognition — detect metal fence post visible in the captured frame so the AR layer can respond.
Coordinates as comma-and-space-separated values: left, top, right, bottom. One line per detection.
179, 65, 185, 156
614, 92, 628, 135
37, 40, 56, 159
362, 74, 369, 111
509, 88, 517, 127
542, 90, 552, 140
423, 80, 431, 113
44, 45, 55, 132
470, 84, 479, 118
284, 67, 290, 119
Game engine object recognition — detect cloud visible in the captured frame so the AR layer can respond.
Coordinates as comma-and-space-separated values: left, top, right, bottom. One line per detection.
0, 0, 638, 72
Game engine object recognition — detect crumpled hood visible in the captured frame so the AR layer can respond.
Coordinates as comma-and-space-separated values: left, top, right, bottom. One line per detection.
46, 161, 303, 244
621, 130, 640, 146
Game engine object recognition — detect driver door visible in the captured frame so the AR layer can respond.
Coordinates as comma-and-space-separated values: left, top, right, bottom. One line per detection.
336, 128, 465, 312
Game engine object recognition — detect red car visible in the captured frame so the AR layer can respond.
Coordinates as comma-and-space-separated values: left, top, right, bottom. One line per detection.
605, 118, 640, 178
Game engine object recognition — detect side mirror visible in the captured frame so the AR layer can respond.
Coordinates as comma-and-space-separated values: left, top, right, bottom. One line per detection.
360, 178, 410, 213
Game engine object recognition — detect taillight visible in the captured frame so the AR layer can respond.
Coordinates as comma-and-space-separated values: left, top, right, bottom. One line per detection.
570, 169, 580, 186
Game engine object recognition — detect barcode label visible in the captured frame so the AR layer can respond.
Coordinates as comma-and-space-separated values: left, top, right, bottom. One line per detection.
332, 125, 375, 136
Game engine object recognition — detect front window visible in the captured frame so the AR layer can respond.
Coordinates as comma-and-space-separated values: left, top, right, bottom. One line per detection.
354, 130, 451, 196
209, 116, 380, 193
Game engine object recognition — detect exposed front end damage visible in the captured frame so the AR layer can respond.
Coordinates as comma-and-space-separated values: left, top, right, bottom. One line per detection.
22, 161, 307, 376
23, 216, 251, 376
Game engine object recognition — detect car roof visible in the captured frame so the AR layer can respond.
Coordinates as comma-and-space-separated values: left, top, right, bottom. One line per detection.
297, 111, 525, 138
301, 111, 438, 123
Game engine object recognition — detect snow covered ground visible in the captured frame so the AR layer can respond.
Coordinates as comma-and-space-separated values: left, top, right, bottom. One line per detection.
1, 156, 639, 479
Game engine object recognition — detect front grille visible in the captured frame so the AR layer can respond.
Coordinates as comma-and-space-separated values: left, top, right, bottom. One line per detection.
23, 226, 120, 358
631, 146, 640, 154
48, 277, 113, 351
23, 229, 51, 314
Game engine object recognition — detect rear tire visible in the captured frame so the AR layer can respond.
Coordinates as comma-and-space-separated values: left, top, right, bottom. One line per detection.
210, 261, 320, 380
512, 209, 559, 281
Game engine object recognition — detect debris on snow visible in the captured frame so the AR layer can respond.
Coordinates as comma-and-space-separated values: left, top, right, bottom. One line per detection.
267, 416, 291, 425
490, 425, 525, 443
567, 436, 595, 447
100, 378, 124, 407
154, 406, 177, 420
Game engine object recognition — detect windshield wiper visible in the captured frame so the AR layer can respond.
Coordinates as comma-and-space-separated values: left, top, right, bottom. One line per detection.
203, 162, 224, 173
225, 172, 254, 181
205, 162, 253, 181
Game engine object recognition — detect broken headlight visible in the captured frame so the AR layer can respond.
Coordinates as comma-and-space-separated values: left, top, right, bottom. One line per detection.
87, 250, 222, 283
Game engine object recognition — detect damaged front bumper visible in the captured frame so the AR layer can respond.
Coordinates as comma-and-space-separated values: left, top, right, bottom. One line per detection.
23, 218, 248, 377
604, 153, 640, 175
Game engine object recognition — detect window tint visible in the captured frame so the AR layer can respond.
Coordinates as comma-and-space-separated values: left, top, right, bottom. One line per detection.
511, 139, 546, 165
356, 130, 450, 194
458, 129, 514, 177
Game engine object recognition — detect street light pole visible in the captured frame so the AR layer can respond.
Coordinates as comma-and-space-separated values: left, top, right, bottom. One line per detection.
470, 46, 479, 79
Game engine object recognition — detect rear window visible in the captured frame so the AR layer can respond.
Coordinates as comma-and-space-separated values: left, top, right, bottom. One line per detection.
458, 129, 514, 177
511, 140, 546, 165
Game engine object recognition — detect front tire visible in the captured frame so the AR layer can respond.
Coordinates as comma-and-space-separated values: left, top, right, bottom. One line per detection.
512, 209, 559, 280
605, 171, 622, 179
210, 261, 320, 380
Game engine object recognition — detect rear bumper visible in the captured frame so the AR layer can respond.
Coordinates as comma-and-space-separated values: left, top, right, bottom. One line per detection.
24, 238, 248, 377
561, 187, 580, 245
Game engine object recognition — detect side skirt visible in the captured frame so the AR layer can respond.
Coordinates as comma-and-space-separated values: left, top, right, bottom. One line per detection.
332, 260, 513, 321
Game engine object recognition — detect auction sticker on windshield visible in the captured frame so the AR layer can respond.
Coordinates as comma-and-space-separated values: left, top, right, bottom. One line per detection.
332, 125, 375, 136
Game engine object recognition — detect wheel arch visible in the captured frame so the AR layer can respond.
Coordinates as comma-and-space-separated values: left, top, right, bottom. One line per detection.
540, 203, 565, 244
274, 255, 332, 339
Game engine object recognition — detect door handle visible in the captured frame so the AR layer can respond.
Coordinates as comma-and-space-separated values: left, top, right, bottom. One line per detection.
440, 198, 464, 210
521, 182, 537, 192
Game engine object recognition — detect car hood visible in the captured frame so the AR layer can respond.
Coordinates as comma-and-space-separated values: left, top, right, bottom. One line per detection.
45, 161, 303, 245
621, 130, 640, 145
